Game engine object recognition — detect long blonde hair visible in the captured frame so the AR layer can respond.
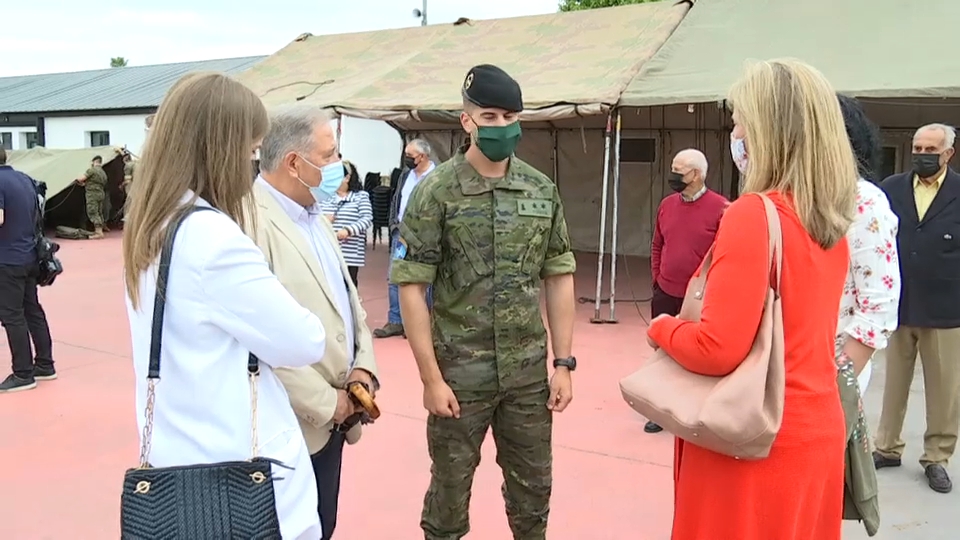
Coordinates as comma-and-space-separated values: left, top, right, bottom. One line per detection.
729, 59, 857, 249
122, 72, 268, 308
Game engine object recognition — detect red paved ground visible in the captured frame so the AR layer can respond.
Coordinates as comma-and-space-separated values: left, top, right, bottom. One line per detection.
0, 233, 673, 540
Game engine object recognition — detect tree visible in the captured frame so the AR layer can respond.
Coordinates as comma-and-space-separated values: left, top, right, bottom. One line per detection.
110, 57, 129, 68
559, 0, 662, 11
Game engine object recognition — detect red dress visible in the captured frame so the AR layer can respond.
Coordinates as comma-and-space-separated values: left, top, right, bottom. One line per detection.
648, 192, 848, 540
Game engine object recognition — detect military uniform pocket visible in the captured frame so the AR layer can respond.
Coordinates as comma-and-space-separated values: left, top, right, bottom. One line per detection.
443, 225, 492, 290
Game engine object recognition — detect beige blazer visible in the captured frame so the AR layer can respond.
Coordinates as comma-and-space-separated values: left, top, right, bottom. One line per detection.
245, 182, 378, 454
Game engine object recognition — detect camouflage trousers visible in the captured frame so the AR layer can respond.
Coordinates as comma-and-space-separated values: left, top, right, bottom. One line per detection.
85, 188, 104, 226
422, 381, 552, 540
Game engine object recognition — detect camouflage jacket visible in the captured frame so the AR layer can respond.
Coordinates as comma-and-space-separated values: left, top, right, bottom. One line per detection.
84, 166, 108, 192
391, 150, 576, 392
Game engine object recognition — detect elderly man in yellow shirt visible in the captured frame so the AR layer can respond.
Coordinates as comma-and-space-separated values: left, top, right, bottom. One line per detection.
876, 123, 959, 495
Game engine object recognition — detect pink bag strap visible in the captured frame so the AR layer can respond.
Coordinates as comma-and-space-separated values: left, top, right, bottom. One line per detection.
757, 193, 784, 294
695, 193, 784, 294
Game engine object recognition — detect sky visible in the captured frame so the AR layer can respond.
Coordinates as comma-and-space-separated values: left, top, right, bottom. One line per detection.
4, 0, 562, 77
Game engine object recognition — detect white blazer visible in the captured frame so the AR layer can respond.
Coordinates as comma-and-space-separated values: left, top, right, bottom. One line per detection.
125, 195, 325, 540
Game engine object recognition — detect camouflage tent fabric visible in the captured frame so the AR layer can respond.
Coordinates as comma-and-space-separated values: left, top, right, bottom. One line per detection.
620, 0, 960, 107
238, 2, 689, 127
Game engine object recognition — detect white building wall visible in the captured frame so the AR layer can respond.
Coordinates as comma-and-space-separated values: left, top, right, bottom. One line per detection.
335, 117, 402, 179
44, 114, 150, 154
38, 113, 403, 175
0, 126, 38, 150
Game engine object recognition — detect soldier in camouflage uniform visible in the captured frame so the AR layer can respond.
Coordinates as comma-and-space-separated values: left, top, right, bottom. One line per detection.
122, 153, 135, 193
391, 64, 578, 540
122, 153, 135, 221
75, 155, 107, 239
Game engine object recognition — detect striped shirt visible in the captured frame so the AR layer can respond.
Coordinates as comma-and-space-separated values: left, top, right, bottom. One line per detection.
319, 190, 373, 267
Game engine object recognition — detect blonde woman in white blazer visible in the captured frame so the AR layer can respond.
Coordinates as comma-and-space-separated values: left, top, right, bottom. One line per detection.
122, 73, 325, 540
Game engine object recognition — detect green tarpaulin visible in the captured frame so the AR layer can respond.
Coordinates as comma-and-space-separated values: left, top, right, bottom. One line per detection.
7, 146, 124, 196
620, 0, 960, 107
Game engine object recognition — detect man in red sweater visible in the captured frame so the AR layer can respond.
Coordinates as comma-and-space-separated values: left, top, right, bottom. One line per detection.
644, 149, 728, 433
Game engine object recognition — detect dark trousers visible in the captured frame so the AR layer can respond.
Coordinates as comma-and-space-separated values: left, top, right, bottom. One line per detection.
347, 266, 359, 287
651, 281, 684, 319
0, 264, 54, 378
311, 431, 346, 540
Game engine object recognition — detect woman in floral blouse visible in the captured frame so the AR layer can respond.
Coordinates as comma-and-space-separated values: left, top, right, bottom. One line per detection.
837, 95, 901, 392
836, 94, 901, 535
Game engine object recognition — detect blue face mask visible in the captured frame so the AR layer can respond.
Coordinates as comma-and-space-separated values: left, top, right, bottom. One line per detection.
297, 154, 343, 203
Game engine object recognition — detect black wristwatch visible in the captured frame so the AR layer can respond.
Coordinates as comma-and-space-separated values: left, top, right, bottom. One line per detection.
553, 356, 577, 371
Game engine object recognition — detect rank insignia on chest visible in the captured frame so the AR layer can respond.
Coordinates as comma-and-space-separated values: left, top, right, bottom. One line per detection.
517, 199, 553, 218
393, 237, 408, 260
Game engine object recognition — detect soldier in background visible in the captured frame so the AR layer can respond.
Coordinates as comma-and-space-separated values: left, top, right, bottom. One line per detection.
122, 152, 135, 193
75, 155, 107, 239
391, 64, 578, 540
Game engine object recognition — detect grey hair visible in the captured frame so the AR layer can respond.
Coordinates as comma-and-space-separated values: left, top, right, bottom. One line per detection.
675, 148, 708, 178
407, 138, 432, 158
915, 123, 957, 150
259, 106, 334, 172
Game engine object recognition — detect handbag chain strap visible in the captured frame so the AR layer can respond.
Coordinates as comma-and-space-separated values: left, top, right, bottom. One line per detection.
138, 205, 262, 469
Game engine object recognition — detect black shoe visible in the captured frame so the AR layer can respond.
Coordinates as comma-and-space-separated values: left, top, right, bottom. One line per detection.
0, 374, 37, 393
373, 323, 404, 339
644, 420, 663, 433
925, 464, 953, 493
34, 365, 57, 381
872, 451, 902, 469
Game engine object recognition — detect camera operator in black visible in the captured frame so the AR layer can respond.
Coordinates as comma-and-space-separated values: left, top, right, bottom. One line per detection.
0, 147, 55, 393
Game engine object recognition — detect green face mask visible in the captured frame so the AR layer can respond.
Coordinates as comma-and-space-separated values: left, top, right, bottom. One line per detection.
472, 120, 522, 162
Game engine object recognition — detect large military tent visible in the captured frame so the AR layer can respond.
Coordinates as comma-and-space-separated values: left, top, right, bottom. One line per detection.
7, 146, 127, 228
238, 0, 960, 317
614, 0, 960, 251
238, 1, 693, 261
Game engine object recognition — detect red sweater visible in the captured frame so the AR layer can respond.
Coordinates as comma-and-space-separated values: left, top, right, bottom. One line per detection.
651, 190, 728, 298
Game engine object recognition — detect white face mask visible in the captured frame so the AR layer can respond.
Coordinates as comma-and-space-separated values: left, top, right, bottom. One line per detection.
730, 136, 748, 174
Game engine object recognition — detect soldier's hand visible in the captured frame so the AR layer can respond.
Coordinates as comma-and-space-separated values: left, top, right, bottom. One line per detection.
423, 381, 461, 418
332, 389, 360, 424
547, 368, 573, 413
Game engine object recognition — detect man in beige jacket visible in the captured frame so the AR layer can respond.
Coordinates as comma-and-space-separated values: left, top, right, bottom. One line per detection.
249, 105, 379, 540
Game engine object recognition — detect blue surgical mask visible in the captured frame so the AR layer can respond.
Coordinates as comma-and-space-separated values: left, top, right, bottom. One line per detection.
297, 154, 344, 203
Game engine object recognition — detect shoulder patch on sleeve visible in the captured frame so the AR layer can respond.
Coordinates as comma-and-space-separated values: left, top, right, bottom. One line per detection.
392, 237, 408, 260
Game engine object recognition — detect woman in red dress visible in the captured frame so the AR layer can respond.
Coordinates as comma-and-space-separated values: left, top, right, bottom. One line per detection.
647, 59, 859, 540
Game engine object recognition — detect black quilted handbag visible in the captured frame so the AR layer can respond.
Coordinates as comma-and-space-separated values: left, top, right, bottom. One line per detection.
120, 206, 282, 540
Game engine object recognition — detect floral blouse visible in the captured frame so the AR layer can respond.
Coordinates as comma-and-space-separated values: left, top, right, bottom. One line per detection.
835, 179, 901, 353
834, 179, 901, 448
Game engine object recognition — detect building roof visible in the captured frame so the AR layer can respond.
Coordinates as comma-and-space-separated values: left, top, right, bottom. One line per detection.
0, 56, 266, 114
619, 0, 960, 107
238, 2, 689, 128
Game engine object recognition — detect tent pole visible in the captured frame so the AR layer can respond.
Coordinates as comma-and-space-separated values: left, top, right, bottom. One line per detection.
591, 111, 614, 323
552, 129, 559, 191
606, 109, 622, 323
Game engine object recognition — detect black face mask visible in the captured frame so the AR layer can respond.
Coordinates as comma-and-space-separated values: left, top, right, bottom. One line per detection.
403, 156, 417, 169
912, 153, 942, 178
667, 172, 687, 193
